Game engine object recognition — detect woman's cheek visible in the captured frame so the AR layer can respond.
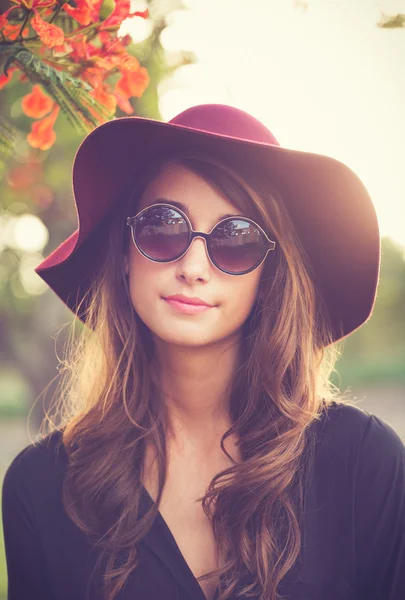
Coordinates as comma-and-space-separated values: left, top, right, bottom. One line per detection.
129, 271, 156, 315
222, 288, 256, 332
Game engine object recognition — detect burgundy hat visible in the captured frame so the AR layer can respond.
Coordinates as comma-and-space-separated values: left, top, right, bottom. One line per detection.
35, 104, 380, 343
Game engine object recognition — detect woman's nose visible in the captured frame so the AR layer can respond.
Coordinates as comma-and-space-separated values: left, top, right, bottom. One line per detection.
175, 236, 212, 278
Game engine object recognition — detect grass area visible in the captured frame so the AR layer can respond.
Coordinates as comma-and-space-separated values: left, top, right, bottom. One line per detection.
332, 352, 405, 389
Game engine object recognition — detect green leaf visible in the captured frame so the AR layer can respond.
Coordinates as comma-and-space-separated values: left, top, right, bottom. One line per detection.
2, 48, 114, 134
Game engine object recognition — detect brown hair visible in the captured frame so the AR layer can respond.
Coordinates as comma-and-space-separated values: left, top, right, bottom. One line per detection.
40, 152, 351, 600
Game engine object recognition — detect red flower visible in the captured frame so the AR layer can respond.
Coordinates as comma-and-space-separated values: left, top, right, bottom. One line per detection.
115, 67, 150, 99
22, 85, 53, 118
0, 7, 16, 29
97, 52, 140, 71
0, 67, 18, 90
115, 92, 134, 115
63, 0, 95, 26
31, 12, 65, 48
90, 84, 117, 114
101, 1, 149, 29
101, 0, 130, 28
133, 9, 148, 19
69, 36, 99, 62
19, 0, 56, 9
81, 66, 104, 90
27, 104, 60, 150
0, 17, 22, 41
1, 0, 151, 149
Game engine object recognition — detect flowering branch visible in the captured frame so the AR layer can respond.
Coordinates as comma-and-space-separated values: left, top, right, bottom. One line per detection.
0, 0, 150, 152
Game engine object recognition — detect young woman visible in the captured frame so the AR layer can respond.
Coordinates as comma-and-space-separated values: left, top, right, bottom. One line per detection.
2, 104, 404, 600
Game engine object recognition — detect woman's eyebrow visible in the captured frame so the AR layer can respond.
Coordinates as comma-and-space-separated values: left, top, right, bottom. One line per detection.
150, 198, 242, 221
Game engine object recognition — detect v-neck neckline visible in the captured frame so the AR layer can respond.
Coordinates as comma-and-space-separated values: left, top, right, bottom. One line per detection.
140, 485, 220, 600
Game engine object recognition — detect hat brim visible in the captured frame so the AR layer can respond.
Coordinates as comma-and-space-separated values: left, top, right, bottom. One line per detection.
35, 117, 380, 342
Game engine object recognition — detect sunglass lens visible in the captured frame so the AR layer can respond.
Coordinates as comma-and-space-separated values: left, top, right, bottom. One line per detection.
135, 206, 189, 260
210, 219, 266, 273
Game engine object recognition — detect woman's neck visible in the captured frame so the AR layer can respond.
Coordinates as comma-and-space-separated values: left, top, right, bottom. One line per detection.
152, 334, 242, 452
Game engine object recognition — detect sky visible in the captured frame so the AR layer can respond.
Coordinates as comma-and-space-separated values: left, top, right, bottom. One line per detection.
127, 0, 405, 249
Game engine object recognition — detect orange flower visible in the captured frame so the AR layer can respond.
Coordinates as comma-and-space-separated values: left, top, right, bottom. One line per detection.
101, 1, 149, 29
52, 41, 73, 54
69, 36, 99, 62
63, 0, 94, 26
27, 104, 60, 151
115, 93, 134, 115
101, 0, 131, 28
2, 22, 21, 41
90, 84, 117, 114
96, 53, 139, 71
0, 67, 17, 90
117, 54, 141, 71
0, 21, 29, 41
98, 30, 113, 45
81, 65, 104, 89
133, 9, 149, 19
0, 5, 20, 30
31, 12, 64, 48
22, 85, 53, 118
114, 67, 150, 99
20, 0, 56, 9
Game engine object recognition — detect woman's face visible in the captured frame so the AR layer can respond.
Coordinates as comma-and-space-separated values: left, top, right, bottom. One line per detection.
125, 162, 265, 348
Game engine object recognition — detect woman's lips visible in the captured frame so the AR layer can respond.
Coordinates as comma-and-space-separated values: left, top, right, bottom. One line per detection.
163, 298, 213, 315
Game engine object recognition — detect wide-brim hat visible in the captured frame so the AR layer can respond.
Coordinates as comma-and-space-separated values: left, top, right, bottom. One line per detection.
35, 104, 380, 343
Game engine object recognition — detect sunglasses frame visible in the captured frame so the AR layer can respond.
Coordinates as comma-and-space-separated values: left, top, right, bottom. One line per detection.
126, 202, 276, 275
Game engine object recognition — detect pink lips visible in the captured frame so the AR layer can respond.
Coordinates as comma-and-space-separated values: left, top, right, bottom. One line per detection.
163, 297, 213, 315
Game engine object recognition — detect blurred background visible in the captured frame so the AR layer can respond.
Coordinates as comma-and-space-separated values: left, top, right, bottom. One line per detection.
1, 0, 404, 597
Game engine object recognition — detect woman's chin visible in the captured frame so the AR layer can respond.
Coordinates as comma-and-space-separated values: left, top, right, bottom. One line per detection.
159, 333, 216, 348
150, 325, 221, 348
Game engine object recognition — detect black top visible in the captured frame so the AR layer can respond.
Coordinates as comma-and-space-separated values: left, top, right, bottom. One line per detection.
2, 401, 405, 600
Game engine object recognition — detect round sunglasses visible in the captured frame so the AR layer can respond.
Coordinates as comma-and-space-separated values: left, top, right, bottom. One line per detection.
126, 203, 276, 276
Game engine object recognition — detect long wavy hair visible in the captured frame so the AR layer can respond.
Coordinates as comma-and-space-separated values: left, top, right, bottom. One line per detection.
40, 151, 351, 600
